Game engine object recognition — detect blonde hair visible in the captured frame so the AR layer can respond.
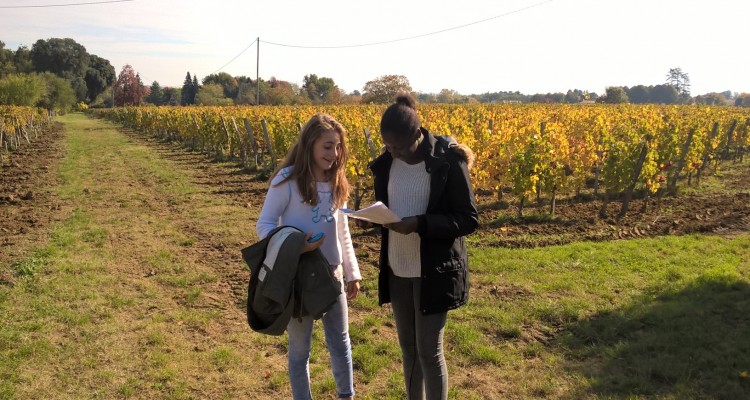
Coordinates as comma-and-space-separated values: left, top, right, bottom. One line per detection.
272, 114, 351, 208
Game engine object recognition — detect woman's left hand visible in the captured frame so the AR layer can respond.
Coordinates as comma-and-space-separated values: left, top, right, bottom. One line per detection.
384, 216, 418, 235
345, 280, 360, 300
301, 232, 325, 253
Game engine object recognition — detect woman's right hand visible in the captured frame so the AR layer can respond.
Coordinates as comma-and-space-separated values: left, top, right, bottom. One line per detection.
302, 232, 325, 253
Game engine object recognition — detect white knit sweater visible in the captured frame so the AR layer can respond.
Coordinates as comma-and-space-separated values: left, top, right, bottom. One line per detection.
256, 167, 361, 282
387, 158, 430, 278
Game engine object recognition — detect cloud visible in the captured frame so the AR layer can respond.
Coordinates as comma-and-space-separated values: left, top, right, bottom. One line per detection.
70, 23, 193, 46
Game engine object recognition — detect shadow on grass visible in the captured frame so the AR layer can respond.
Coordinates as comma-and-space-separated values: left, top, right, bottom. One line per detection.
559, 276, 750, 399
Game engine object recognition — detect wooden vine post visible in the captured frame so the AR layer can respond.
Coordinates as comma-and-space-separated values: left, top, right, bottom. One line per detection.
618, 135, 652, 219
720, 119, 737, 160
227, 117, 244, 167
243, 118, 260, 168
220, 116, 233, 159
696, 122, 719, 184
261, 119, 276, 170
668, 128, 695, 195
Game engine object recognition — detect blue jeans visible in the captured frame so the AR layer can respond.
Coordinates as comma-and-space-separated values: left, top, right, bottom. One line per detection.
287, 279, 354, 399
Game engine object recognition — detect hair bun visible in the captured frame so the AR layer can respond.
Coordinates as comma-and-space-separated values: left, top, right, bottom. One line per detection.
395, 93, 416, 110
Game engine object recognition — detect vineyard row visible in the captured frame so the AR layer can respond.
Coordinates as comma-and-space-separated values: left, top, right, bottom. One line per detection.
91, 104, 750, 218
0, 106, 53, 163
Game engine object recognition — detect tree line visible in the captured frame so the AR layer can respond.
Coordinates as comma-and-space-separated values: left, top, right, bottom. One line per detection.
601, 68, 749, 106
130, 67, 750, 108
2, 37, 749, 110
0, 38, 115, 112
146, 72, 410, 107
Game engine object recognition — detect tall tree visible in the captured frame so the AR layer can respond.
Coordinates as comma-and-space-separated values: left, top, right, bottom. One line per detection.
666, 67, 691, 102
85, 55, 115, 103
12, 46, 33, 74
693, 92, 727, 105
261, 77, 303, 105
0, 41, 14, 77
27, 38, 113, 103
203, 72, 238, 99
181, 72, 193, 105
147, 81, 164, 105
362, 74, 412, 104
650, 84, 679, 104
0, 73, 45, 106
604, 86, 629, 104
323, 87, 348, 104
626, 85, 651, 104
302, 74, 338, 103
195, 83, 232, 106
564, 89, 585, 104
30, 38, 88, 77
192, 75, 199, 105
37, 72, 77, 112
437, 89, 461, 103
1, 44, 34, 77
136, 73, 145, 103
161, 87, 181, 106
236, 76, 271, 105
30, 38, 90, 101
735, 93, 750, 107
114, 64, 143, 106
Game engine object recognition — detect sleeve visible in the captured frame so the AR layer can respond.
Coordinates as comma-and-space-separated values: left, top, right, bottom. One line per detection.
337, 206, 362, 282
256, 173, 291, 239
417, 155, 479, 239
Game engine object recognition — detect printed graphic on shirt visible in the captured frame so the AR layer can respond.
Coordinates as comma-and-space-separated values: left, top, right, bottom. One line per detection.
312, 190, 335, 223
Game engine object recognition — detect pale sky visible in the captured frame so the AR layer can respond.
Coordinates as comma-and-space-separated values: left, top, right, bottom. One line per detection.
2, 0, 748, 96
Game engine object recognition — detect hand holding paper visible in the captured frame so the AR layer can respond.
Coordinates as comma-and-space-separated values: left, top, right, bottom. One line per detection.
341, 201, 401, 225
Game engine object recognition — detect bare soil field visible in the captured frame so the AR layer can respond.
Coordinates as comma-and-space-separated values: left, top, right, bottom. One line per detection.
0, 123, 66, 275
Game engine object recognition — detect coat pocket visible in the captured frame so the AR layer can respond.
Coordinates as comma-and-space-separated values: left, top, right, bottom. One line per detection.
436, 257, 462, 273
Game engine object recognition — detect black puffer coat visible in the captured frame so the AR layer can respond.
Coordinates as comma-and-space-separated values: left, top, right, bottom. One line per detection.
369, 127, 478, 314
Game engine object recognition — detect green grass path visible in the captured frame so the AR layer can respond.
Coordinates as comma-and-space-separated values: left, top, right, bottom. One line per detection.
0, 114, 283, 399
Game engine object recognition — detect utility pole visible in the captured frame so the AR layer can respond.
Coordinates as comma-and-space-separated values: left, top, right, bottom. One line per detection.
256, 37, 260, 105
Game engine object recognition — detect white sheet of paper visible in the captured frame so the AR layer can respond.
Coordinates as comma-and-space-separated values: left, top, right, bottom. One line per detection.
341, 201, 401, 225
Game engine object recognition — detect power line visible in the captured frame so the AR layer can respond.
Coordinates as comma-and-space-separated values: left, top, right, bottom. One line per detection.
137, 73, 154, 85
209, 0, 553, 76
0, 0, 134, 8
261, 0, 554, 49
210, 37, 258, 75
120, 0, 553, 87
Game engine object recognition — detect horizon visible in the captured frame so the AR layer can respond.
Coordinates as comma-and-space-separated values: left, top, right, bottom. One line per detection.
2, 0, 748, 96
